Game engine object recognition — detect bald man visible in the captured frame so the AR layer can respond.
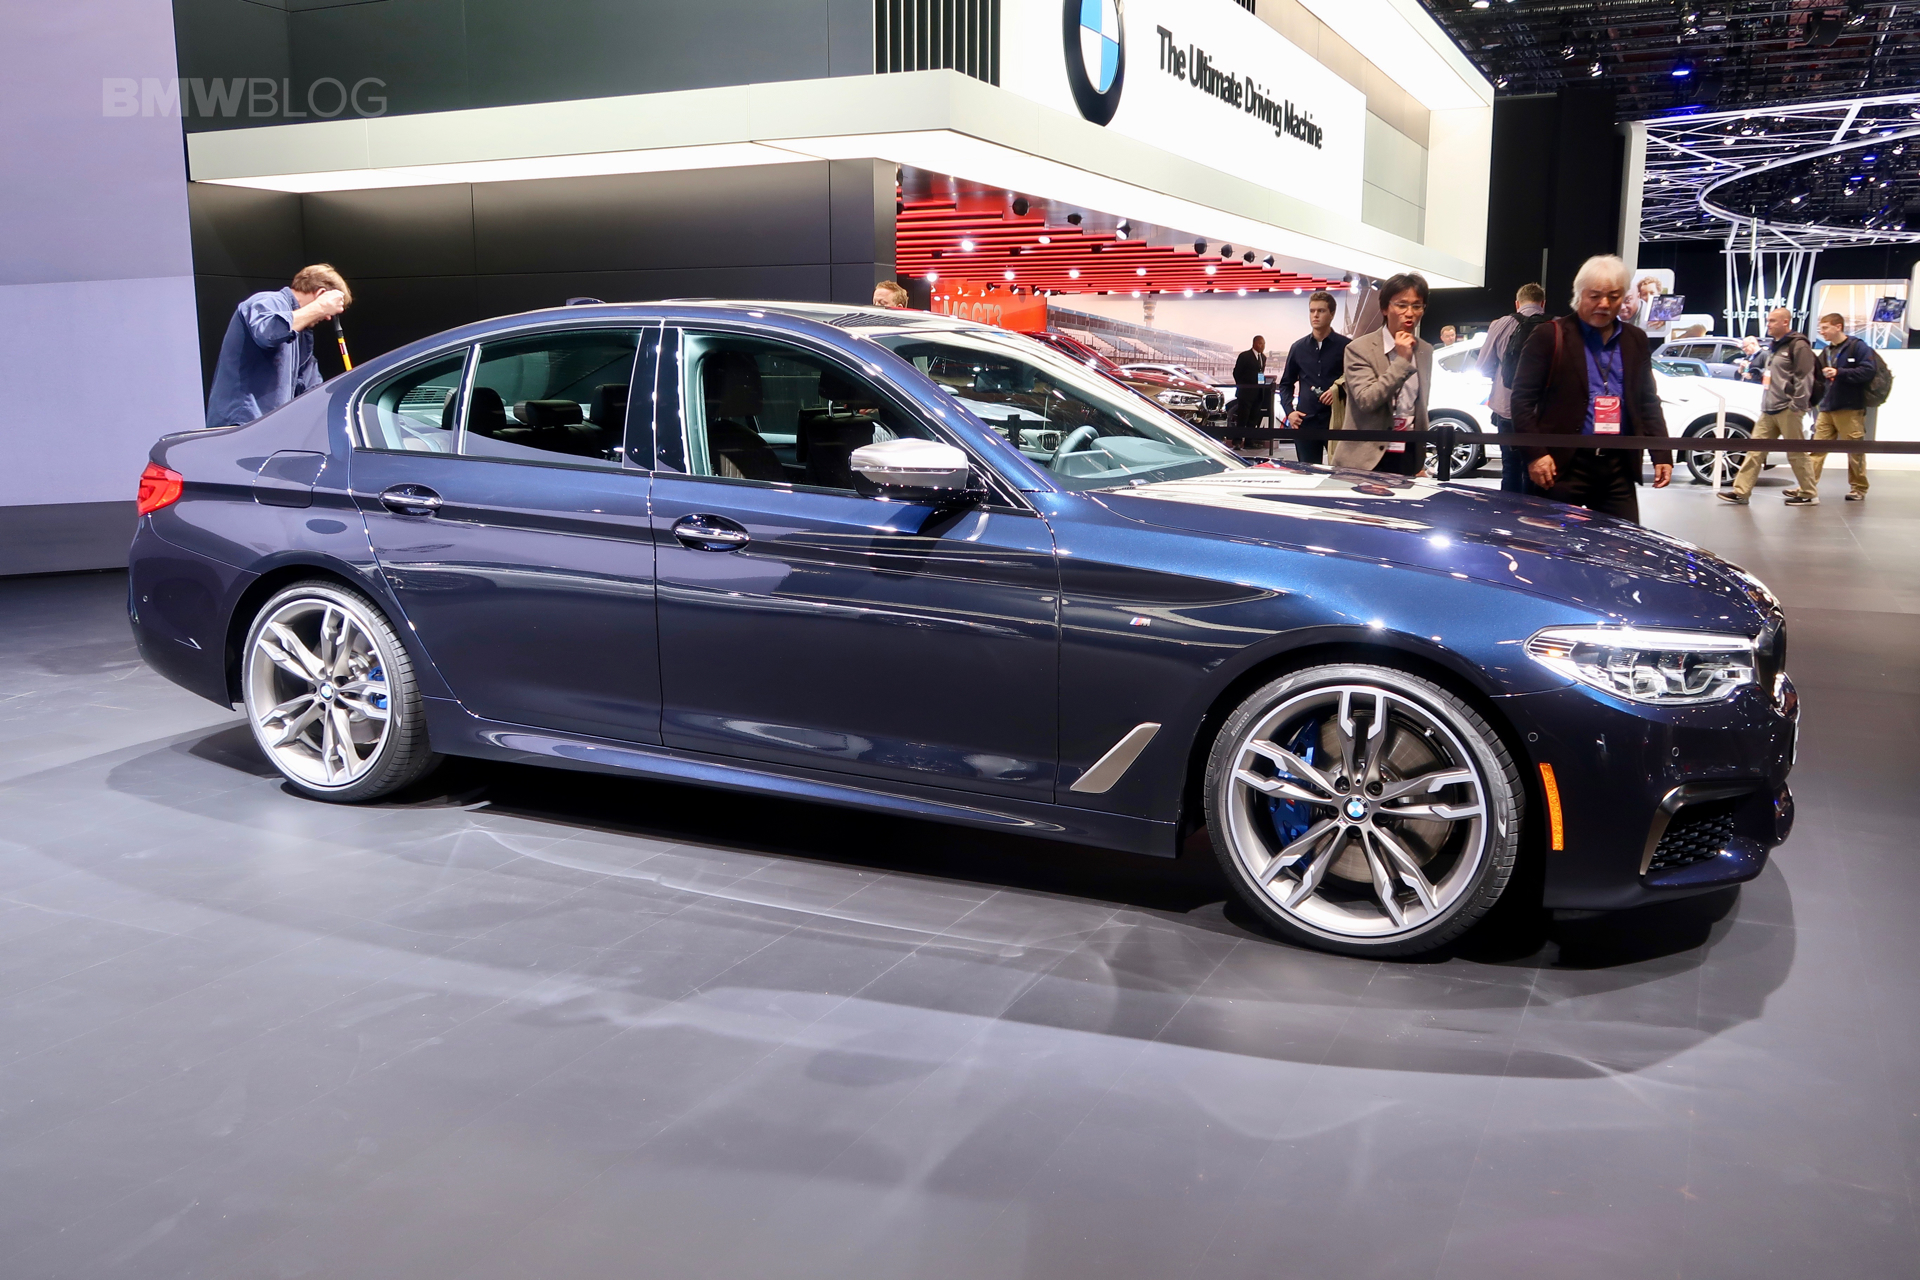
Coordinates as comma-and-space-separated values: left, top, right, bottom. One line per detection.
1719, 308, 1817, 505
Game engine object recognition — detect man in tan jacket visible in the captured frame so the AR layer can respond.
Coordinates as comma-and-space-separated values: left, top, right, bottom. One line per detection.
1330, 273, 1433, 476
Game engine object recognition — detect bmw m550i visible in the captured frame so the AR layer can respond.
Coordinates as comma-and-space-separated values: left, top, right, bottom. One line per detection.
129, 301, 1796, 956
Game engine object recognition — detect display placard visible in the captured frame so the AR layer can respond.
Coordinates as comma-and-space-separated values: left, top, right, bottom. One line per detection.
1000, 0, 1369, 221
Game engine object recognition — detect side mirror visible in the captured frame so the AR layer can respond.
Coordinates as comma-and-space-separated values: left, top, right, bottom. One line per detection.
850, 438, 977, 503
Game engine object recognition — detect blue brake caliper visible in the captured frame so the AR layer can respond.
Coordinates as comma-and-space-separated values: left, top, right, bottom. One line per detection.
1261, 719, 1321, 847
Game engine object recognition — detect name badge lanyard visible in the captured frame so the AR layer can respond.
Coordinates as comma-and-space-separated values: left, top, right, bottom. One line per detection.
1592, 343, 1623, 436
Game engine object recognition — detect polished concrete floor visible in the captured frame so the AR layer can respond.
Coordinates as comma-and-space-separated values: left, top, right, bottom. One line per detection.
1, 471, 1916, 1280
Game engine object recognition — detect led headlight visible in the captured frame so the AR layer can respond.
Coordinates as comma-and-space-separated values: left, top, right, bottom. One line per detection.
1525, 626, 1757, 705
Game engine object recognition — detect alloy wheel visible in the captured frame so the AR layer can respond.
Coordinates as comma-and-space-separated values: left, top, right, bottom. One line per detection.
1221, 684, 1491, 941
245, 596, 393, 789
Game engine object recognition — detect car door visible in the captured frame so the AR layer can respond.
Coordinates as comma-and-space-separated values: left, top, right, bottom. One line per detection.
352, 323, 664, 742
646, 325, 1059, 800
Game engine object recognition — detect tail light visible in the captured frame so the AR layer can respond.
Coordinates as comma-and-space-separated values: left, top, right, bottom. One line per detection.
136, 462, 184, 516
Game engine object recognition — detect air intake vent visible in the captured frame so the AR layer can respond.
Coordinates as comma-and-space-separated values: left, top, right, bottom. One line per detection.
828, 312, 908, 328
875, 0, 999, 85
1647, 803, 1737, 874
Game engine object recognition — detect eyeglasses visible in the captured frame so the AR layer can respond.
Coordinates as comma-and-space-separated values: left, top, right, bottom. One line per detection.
1387, 299, 1427, 314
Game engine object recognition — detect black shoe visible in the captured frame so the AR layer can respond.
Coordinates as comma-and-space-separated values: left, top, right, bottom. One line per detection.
1716, 491, 1748, 505
1784, 492, 1819, 506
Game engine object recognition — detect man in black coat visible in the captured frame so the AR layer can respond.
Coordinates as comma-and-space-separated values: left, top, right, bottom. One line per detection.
1510, 255, 1673, 523
1231, 335, 1268, 439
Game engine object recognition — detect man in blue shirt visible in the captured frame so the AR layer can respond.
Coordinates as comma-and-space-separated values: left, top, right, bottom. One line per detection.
1509, 255, 1672, 522
205, 265, 352, 428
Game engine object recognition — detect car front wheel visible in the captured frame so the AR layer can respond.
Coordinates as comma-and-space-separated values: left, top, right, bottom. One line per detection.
1203, 664, 1523, 956
241, 580, 441, 802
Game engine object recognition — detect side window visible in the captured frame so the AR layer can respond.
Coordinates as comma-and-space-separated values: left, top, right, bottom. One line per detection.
679, 332, 933, 491
359, 351, 466, 452
463, 329, 640, 469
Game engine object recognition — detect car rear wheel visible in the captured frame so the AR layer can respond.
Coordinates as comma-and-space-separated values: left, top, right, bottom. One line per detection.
241, 581, 440, 802
1423, 414, 1487, 478
1203, 664, 1522, 957
1683, 420, 1751, 485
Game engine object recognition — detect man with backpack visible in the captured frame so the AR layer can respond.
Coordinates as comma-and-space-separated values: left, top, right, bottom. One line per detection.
1717, 308, 1817, 506
1477, 282, 1549, 493
1809, 313, 1885, 502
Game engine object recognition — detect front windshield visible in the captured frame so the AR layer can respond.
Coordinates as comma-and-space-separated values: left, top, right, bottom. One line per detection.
1652, 359, 1692, 377
875, 330, 1242, 490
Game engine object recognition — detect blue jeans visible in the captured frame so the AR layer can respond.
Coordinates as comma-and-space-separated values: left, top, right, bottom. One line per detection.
1495, 414, 1537, 495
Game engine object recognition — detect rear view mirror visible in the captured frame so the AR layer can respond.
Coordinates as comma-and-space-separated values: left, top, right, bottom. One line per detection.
850, 438, 975, 502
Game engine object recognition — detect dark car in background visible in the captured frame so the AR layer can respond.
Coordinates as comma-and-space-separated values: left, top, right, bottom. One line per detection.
129, 301, 1796, 956
1025, 329, 1224, 424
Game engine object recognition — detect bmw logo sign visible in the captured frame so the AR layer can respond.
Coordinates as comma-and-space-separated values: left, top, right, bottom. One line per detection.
1345, 798, 1368, 821
1064, 0, 1125, 126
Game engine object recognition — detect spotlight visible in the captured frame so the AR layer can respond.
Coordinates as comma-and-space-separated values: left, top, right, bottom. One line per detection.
1003, 269, 1015, 280
1067, 212, 1083, 225
1038, 235, 1051, 244
1294, 287, 1303, 295
1136, 266, 1147, 275
1671, 58, 1695, 79
1264, 256, 1276, 268
1184, 288, 1194, 297
1588, 60, 1603, 77
1194, 240, 1209, 254
1219, 244, 1234, 257
1205, 264, 1217, 275
1132, 289, 1141, 297
1237, 287, 1248, 296
1117, 221, 1132, 237
960, 239, 975, 252
1011, 196, 1030, 216
1068, 267, 1080, 279
925, 271, 938, 283
1243, 251, 1256, 262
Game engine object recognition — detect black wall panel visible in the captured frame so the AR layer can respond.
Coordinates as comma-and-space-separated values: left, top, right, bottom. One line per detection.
289, 0, 471, 123
1427, 90, 1625, 335
471, 166, 835, 274
177, 0, 876, 130
188, 183, 303, 279
188, 162, 898, 391
302, 185, 479, 279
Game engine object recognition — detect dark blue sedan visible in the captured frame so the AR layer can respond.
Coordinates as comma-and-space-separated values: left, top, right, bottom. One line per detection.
129, 301, 1796, 956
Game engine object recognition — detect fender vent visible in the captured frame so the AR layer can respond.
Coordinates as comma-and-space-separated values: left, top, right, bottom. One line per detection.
1647, 802, 1737, 873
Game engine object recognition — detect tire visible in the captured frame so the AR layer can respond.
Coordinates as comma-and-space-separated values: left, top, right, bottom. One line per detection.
1683, 419, 1751, 486
240, 580, 441, 802
1203, 664, 1523, 957
1424, 415, 1487, 478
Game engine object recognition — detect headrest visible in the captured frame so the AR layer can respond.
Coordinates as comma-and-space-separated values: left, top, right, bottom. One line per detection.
816, 368, 877, 408
514, 399, 584, 428
591, 383, 629, 427
702, 350, 763, 418
468, 387, 507, 433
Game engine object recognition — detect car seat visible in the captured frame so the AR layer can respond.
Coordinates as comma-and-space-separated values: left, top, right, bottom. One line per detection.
701, 351, 785, 482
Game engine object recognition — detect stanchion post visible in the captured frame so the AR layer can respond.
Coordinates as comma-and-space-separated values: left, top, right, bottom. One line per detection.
1437, 421, 1454, 483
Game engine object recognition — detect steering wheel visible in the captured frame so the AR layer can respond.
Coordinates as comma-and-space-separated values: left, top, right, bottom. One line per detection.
1051, 424, 1100, 470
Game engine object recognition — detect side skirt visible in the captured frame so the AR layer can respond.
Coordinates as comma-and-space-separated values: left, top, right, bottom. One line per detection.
423, 698, 1180, 858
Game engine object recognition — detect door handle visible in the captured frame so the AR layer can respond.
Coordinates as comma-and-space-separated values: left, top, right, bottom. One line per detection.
379, 484, 443, 517
672, 513, 750, 552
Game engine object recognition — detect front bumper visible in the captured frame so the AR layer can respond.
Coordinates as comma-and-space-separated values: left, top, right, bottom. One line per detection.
1502, 676, 1797, 911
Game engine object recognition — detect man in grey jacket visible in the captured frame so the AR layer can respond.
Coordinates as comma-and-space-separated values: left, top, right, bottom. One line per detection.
1718, 307, 1818, 506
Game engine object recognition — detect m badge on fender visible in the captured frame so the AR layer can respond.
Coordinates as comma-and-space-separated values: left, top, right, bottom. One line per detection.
1065, 0, 1125, 125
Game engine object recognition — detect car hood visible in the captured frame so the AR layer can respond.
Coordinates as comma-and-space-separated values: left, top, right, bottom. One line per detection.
1088, 465, 1779, 630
